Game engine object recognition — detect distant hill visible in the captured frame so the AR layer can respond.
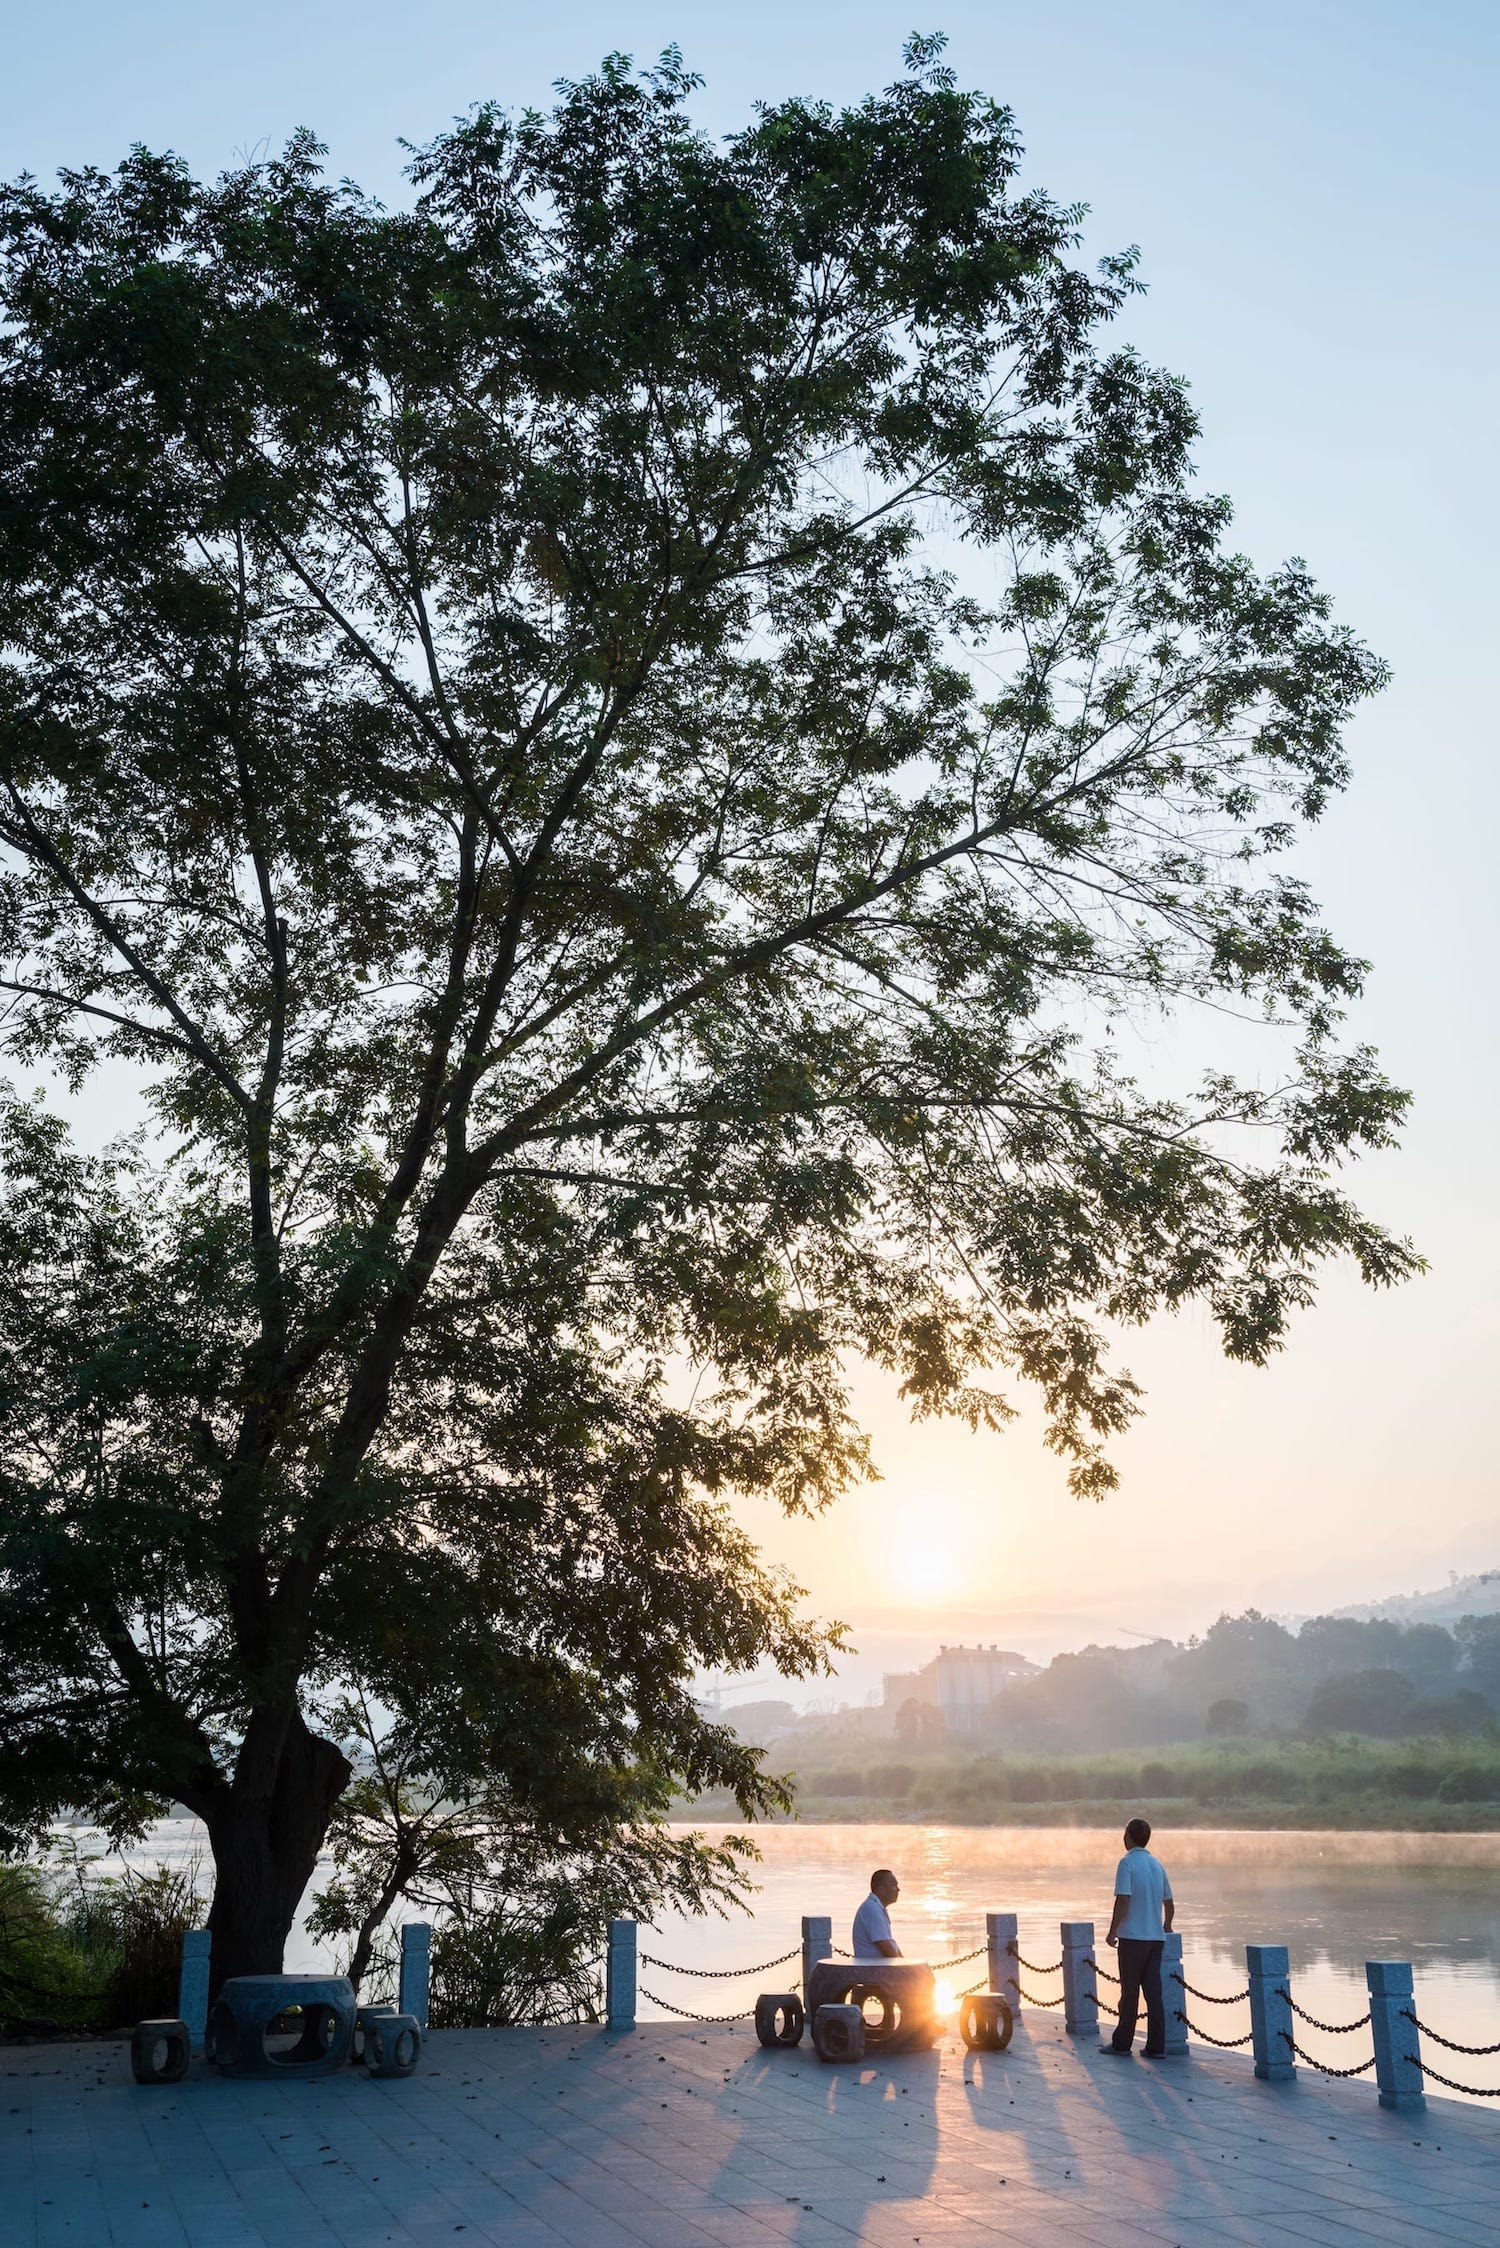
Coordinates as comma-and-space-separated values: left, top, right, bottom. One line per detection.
1311, 1569, 1500, 1629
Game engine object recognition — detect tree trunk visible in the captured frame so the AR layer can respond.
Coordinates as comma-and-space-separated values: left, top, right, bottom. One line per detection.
204, 1710, 351, 1992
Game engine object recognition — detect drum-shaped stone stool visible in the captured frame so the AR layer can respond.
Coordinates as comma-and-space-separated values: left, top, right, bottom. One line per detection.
363, 2009, 422, 2077
812, 2002, 866, 2062
754, 1992, 805, 2047
806, 1959, 939, 2052
206, 1975, 356, 2078
131, 2017, 191, 2084
351, 2003, 400, 2064
959, 1991, 1014, 2051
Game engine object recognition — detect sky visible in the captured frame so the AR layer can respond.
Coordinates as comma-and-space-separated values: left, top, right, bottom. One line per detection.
5, 0, 1498, 1698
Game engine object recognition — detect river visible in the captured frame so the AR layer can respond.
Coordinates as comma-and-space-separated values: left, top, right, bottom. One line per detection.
56, 1816, 1500, 2107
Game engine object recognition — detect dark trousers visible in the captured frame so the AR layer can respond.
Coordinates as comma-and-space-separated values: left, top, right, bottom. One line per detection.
1111, 1938, 1165, 2053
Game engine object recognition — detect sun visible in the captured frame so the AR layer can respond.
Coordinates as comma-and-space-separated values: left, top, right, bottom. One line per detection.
890, 1535, 964, 1604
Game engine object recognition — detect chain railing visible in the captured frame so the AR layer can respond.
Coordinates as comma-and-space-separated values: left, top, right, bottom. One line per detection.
639, 1986, 757, 2024
625, 1920, 1500, 2106
1280, 1990, 1370, 2035
1280, 2031, 1377, 2079
638, 1947, 798, 1980
1172, 1971, 1250, 2006
1175, 2009, 1253, 2049
1398, 2007, 1500, 2097
1011, 1945, 1064, 1976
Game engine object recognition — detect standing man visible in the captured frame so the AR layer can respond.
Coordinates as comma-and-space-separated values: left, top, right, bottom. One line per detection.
1100, 1817, 1173, 2058
853, 1868, 903, 1959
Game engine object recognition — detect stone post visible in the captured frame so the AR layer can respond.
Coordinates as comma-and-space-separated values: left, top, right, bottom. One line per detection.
1246, 1944, 1295, 2082
1159, 1930, 1188, 2056
987, 1912, 1020, 2019
177, 1928, 211, 2055
801, 1915, 832, 2001
1060, 1921, 1099, 2040
399, 1921, 431, 2033
606, 1918, 637, 2031
1368, 1960, 1424, 2112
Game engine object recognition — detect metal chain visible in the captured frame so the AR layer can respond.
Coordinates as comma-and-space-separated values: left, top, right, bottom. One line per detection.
956, 1975, 988, 1999
1011, 1948, 1064, 1975
1170, 1971, 1250, 2006
932, 1945, 987, 1970
1089, 1958, 1121, 1985
1401, 2008, 1500, 2057
638, 1948, 799, 1980
638, 1985, 756, 2024
1176, 2010, 1253, 2049
1280, 1990, 1370, 2035
1280, 2032, 1377, 2078
1405, 2055, 1500, 2097
1019, 1985, 1067, 2007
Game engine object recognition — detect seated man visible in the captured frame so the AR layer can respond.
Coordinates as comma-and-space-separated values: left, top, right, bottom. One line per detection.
852, 1867, 902, 1959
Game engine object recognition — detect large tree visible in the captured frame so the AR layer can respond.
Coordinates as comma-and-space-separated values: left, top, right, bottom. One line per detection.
0, 40, 1416, 1982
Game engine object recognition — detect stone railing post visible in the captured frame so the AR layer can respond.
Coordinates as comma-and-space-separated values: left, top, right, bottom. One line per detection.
1246, 1944, 1294, 2082
1060, 1921, 1099, 2040
606, 1918, 637, 2031
801, 1914, 832, 1999
1159, 1930, 1188, 2056
987, 1912, 1020, 2019
177, 1928, 211, 2054
399, 1921, 431, 2032
1368, 1961, 1424, 2112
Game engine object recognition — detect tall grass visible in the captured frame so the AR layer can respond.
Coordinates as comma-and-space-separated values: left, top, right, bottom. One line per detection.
0, 1848, 207, 2036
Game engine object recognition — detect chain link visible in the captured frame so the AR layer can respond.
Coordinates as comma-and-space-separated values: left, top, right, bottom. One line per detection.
638, 1985, 756, 2024
1279, 1990, 1370, 2035
1176, 2010, 1253, 2049
1170, 1971, 1250, 2006
638, 1948, 799, 1980
1405, 2054, 1500, 2097
1019, 1985, 1067, 2007
1400, 2008, 1500, 2057
1089, 1958, 1121, 1985
1011, 1947, 1064, 1975
1280, 2031, 1377, 2077
932, 1945, 987, 1970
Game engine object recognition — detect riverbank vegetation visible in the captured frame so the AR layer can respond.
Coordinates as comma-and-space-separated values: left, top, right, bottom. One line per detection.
769, 1736, 1500, 1829
0, 1852, 205, 2037
689, 1607, 1500, 1829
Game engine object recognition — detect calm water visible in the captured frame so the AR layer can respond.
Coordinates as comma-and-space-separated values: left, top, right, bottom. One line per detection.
63, 1817, 1500, 2108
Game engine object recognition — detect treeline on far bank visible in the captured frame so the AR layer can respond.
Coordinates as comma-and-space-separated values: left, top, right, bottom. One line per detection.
776, 1736, 1500, 1828
684, 1606, 1500, 1828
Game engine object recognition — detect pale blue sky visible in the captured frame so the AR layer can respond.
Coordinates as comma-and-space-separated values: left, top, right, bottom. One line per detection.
5, 3, 1498, 1675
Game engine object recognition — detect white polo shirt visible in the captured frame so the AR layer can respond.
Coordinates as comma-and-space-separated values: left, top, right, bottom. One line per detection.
1114, 1847, 1172, 1941
853, 1893, 895, 1958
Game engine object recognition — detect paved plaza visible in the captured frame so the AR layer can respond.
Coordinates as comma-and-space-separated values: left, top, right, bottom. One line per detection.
4, 2007, 1495, 2247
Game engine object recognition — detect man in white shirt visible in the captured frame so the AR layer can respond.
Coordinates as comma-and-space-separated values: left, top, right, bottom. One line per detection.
852, 1868, 902, 1959
1100, 1817, 1173, 2057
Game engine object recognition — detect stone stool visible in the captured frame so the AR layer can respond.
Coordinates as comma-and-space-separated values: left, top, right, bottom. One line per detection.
959, 1991, 1014, 2051
754, 1992, 805, 2046
205, 1975, 356, 2078
131, 2017, 191, 2084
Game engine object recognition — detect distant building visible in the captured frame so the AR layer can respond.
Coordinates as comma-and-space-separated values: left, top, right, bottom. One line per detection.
883, 1643, 1040, 1734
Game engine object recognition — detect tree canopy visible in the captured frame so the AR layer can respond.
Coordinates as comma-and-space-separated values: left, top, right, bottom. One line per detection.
0, 39, 1416, 1979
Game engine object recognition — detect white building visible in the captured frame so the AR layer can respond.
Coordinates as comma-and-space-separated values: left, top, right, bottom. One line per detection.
883, 1642, 1040, 1734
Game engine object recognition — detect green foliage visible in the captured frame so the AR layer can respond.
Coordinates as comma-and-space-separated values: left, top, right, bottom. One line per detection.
306, 1693, 757, 2013
0, 40, 1417, 1966
0, 1847, 206, 2033
780, 1734, 1500, 1828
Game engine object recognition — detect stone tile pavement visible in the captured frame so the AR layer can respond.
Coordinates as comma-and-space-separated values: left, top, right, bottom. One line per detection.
3, 2007, 1496, 2246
